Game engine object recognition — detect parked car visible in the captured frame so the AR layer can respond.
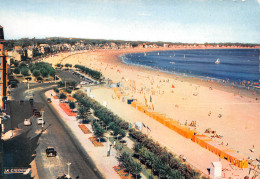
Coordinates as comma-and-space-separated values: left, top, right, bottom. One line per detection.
37, 118, 45, 125
24, 119, 32, 126
47, 98, 52, 103
46, 147, 57, 157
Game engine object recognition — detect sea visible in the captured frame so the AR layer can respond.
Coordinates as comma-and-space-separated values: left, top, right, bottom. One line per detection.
121, 49, 260, 89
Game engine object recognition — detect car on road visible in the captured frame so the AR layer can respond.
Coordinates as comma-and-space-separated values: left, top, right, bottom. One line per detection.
29, 98, 34, 105
37, 118, 45, 125
47, 98, 52, 103
46, 147, 57, 157
24, 119, 32, 126
34, 111, 42, 117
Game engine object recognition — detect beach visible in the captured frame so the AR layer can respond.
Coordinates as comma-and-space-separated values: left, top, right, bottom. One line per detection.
43, 47, 260, 177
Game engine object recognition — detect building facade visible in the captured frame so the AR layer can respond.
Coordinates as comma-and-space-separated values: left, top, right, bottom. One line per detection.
0, 26, 8, 110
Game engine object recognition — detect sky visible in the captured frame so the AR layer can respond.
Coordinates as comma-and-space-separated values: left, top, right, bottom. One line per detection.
0, 0, 259, 43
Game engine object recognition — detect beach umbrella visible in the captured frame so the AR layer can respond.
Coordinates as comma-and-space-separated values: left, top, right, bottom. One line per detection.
172, 84, 175, 88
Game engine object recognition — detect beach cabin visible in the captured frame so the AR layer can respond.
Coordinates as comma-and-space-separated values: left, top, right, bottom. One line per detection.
210, 162, 222, 179
135, 122, 143, 131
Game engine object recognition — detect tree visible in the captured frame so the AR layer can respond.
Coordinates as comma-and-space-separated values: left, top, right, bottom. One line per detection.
65, 63, 71, 67
56, 63, 62, 67
130, 162, 142, 179
14, 61, 19, 67
94, 126, 105, 143
69, 102, 75, 109
53, 87, 59, 93
14, 67, 20, 74
133, 143, 143, 157
33, 70, 40, 77
59, 93, 67, 99
68, 80, 77, 89
77, 106, 90, 123
49, 70, 55, 77
21, 67, 30, 76
40, 68, 49, 77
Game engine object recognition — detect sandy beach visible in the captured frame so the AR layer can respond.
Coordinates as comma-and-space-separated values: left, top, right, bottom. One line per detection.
43, 47, 260, 177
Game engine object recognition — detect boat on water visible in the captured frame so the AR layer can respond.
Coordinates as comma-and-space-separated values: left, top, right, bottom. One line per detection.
169, 62, 175, 64
184, 54, 185, 58
158, 52, 160, 56
215, 58, 220, 64
144, 52, 146, 56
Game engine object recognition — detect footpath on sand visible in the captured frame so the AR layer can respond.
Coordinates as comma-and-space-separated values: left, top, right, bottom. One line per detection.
90, 87, 251, 179
45, 90, 121, 179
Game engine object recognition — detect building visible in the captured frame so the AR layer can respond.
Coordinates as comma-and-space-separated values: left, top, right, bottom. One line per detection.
0, 26, 8, 110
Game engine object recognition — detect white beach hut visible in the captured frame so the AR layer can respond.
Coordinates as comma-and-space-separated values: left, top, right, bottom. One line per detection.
210, 161, 222, 179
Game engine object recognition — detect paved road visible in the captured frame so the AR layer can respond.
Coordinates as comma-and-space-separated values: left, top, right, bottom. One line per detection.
3, 82, 103, 179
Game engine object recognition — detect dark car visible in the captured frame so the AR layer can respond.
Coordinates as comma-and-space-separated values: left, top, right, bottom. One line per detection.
29, 98, 34, 105
47, 98, 52, 103
34, 111, 41, 117
46, 147, 57, 157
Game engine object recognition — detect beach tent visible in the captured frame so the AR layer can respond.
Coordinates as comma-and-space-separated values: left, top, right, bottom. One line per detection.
135, 122, 143, 130
210, 162, 222, 179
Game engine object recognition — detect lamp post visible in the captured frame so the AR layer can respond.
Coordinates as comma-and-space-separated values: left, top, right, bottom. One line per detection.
67, 162, 71, 178
27, 79, 30, 93
106, 136, 111, 157
41, 110, 44, 132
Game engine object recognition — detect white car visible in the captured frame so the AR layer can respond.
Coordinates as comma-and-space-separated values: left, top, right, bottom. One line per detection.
37, 118, 45, 125
24, 119, 32, 126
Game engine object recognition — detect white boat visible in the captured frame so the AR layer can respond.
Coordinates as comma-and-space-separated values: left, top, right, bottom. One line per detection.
184, 54, 185, 58
215, 58, 220, 64
170, 62, 175, 64
158, 52, 160, 56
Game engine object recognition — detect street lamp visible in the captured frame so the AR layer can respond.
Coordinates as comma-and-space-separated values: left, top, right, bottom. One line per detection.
41, 110, 44, 132
67, 162, 71, 178
106, 136, 111, 157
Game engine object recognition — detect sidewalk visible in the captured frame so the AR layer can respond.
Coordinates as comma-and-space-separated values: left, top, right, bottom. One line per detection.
45, 90, 121, 179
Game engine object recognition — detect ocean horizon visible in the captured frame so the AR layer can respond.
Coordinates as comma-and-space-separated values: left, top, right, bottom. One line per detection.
122, 48, 260, 89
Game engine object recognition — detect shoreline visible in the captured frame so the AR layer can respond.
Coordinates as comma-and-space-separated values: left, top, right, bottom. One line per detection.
115, 49, 260, 100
